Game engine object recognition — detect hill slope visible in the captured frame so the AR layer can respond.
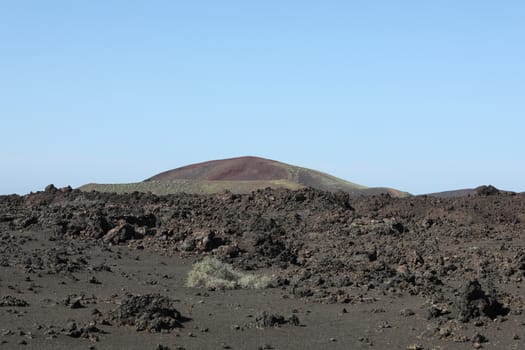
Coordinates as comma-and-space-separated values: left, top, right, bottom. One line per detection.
81, 156, 409, 197
425, 185, 508, 198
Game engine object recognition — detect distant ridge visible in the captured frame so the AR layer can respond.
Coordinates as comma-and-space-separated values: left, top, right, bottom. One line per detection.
81, 156, 409, 197
425, 185, 511, 198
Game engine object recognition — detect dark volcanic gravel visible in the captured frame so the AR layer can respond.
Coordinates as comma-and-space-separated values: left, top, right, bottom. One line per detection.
1, 185, 525, 349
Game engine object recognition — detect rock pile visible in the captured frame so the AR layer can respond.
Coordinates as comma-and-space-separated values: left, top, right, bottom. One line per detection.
108, 294, 187, 332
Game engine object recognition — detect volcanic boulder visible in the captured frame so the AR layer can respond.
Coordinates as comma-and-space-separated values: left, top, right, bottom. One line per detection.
456, 280, 508, 322
109, 294, 187, 332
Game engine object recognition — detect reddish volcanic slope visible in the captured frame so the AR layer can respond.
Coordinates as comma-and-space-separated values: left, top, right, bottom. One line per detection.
146, 156, 289, 182
142, 156, 409, 197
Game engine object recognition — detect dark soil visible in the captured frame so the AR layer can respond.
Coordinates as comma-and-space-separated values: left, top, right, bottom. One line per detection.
1, 185, 525, 349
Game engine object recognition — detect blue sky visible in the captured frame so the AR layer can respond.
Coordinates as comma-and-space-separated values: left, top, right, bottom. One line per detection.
1, 1, 524, 195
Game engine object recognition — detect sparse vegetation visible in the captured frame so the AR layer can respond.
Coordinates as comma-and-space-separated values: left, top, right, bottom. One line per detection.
186, 257, 271, 290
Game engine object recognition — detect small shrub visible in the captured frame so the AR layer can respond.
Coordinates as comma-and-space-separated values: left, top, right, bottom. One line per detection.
186, 257, 271, 290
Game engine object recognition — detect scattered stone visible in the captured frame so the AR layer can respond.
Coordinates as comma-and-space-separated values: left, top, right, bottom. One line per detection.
88, 276, 101, 284
155, 345, 171, 350
474, 320, 484, 327
438, 326, 451, 338
103, 222, 136, 244
453, 334, 470, 343
420, 321, 441, 338
457, 280, 508, 322
407, 345, 424, 350
257, 345, 273, 350
288, 314, 300, 326
472, 333, 487, 344
400, 308, 415, 317
426, 306, 442, 319
109, 293, 187, 332
63, 295, 85, 309
0, 296, 28, 307
253, 311, 300, 328
181, 238, 196, 252
378, 320, 392, 329
1, 330, 14, 336
63, 320, 104, 340
44, 184, 57, 192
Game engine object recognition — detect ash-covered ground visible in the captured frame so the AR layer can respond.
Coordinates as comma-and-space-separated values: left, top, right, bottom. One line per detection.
1, 185, 525, 349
